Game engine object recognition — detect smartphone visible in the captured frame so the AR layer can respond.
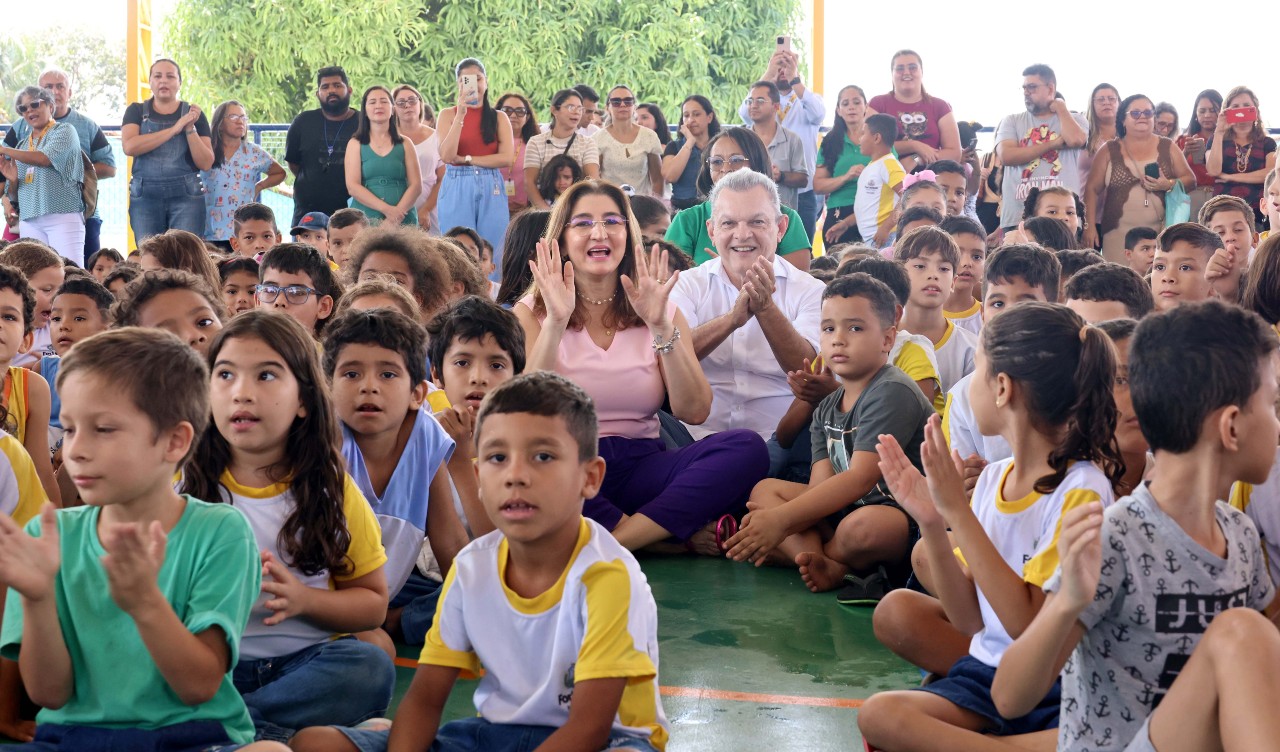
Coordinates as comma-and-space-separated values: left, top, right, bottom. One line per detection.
1144, 162, 1161, 180
1225, 106, 1258, 124
967, 136, 979, 150
776, 35, 792, 53
460, 75, 479, 107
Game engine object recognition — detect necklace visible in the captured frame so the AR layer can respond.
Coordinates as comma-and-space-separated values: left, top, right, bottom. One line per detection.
1235, 139, 1253, 174
322, 115, 350, 157
577, 290, 616, 306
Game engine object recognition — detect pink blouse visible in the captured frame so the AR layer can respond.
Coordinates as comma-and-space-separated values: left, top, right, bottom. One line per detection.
519, 297, 673, 440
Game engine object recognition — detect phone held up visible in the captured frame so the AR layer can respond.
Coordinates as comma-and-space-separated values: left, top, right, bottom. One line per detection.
1225, 106, 1258, 125
460, 75, 480, 108
776, 35, 792, 54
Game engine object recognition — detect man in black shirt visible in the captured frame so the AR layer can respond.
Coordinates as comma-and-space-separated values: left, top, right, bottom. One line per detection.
284, 66, 359, 227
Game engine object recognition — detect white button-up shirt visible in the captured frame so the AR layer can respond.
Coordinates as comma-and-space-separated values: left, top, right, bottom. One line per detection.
671, 255, 825, 440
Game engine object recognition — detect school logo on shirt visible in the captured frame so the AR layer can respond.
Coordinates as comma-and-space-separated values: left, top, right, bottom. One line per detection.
558, 663, 576, 707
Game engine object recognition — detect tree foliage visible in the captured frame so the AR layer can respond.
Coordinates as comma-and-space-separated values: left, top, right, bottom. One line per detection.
0, 31, 126, 123
166, 0, 801, 125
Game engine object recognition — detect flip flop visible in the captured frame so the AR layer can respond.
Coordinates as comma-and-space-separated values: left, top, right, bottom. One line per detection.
835, 566, 889, 606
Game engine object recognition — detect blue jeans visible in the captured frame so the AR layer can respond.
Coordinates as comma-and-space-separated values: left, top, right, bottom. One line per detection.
232, 636, 394, 742
83, 216, 102, 262
12, 720, 250, 751
796, 190, 817, 241
337, 717, 661, 752
390, 569, 442, 646
436, 166, 509, 279
766, 430, 812, 484
128, 173, 208, 242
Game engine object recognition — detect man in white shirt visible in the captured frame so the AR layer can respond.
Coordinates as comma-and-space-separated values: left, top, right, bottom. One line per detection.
738, 50, 825, 240
670, 169, 824, 469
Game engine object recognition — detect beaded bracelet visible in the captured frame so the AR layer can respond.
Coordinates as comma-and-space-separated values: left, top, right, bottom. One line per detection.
652, 326, 681, 355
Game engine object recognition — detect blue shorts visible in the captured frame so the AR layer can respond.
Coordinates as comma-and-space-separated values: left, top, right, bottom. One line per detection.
915, 655, 1061, 736
11, 720, 250, 751
337, 717, 660, 752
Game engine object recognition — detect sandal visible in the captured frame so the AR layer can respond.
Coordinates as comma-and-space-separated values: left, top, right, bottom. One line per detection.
835, 566, 890, 606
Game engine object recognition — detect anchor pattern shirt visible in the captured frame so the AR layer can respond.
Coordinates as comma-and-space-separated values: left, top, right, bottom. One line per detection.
1044, 484, 1274, 751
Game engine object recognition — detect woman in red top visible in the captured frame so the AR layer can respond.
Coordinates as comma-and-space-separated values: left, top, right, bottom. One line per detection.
436, 58, 514, 274
1207, 86, 1277, 229
866, 50, 961, 172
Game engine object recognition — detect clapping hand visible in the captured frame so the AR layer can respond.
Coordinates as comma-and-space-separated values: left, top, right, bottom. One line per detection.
1054, 502, 1104, 613
621, 243, 678, 332
917, 414, 971, 522
875, 433, 944, 531
260, 550, 310, 626
528, 238, 576, 326
0, 503, 60, 603
786, 357, 839, 404
741, 256, 776, 314
101, 520, 167, 615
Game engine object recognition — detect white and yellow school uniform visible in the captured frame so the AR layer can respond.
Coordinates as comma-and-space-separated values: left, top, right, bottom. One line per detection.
1230, 445, 1280, 587
0, 433, 46, 526
422, 517, 669, 750
218, 470, 386, 660
941, 373, 1012, 463
943, 299, 983, 337
960, 459, 1113, 666
891, 330, 941, 414
933, 319, 979, 398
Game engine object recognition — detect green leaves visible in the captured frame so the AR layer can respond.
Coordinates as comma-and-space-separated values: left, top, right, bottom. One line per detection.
165, 0, 800, 126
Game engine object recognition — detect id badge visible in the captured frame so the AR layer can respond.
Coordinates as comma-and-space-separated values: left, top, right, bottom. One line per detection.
23, 165, 35, 184
504, 179, 516, 197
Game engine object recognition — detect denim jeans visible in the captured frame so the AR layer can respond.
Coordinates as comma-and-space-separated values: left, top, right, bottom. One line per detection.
83, 216, 102, 261
390, 568, 442, 646
13, 720, 249, 751
436, 166, 509, 279
337, 717, 662, 752
232, 636, 394, 742
796, 189, 817, 241
766, 430, 812, 484
128, 173, 208, 242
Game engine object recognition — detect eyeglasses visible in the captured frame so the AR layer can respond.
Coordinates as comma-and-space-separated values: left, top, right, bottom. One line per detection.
394, 97, 420, 107
499, 106, 529, 117
744, 97, 772, 106
226, 114, 249, 123
708, 155, 750, 172
16, 101, 45, 114
1022, 84, 1043, 93
256, 284, 319, 304
567, 216, 628, 233
1128, 108, 1155, 120
608, 97, 635, 107
558, 103, 584, 113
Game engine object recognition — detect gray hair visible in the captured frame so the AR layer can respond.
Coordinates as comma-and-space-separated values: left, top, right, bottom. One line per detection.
708, 168, 782, 221
14, 86, 54, 112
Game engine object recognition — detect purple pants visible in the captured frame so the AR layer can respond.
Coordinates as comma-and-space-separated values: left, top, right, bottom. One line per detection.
584, 430, 768, 540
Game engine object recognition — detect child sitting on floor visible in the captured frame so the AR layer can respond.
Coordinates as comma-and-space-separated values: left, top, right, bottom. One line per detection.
322, 308, 469, 646
992, 300, 1280, 752
0, 328, 287, 752
1063, 261, 1154, 323
290, 371, 669, 752
725, 274, 933, 602
257, 243, 340, 336
345, 226, 452, 325
859, 303, 1123, 751
1, 240, 64, 368
1153, 222, 1221, 312
939, 216, 987, 335
0, 264, 59, 507
112, 269, 226, 357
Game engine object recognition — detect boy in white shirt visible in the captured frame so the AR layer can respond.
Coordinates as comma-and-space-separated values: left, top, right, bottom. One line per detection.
854, 114, 905, 248
291, 372, 668, 752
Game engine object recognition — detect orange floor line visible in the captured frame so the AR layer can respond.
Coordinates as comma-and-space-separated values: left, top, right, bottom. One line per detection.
393, 659, 863, 709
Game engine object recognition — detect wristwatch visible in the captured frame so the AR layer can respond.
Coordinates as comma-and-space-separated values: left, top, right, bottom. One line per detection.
464, 154, 473, 166
789, 77, 801, 87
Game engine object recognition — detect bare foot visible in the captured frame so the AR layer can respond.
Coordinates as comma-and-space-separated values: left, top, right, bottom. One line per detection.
796, 551, 850, 593
686, 521, 722, 556
0, 716, 35, 743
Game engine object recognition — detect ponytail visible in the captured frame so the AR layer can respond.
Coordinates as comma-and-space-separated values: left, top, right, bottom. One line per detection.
981, 303, 1124, 494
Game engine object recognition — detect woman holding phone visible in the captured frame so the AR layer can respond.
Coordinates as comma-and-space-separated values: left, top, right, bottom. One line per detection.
1207, 85, 1277, 228
436, 58, 515, 255
1082, 94, 1194, 261
1177, 89, 1223, 218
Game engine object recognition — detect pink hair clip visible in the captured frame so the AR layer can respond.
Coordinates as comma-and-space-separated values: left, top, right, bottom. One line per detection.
901, 170, 937, 189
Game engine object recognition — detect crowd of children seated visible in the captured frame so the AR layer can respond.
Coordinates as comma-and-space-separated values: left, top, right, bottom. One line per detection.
3, 63, 1280, 752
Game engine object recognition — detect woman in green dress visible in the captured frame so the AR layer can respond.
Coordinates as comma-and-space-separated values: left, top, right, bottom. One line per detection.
344, 85, 421, 225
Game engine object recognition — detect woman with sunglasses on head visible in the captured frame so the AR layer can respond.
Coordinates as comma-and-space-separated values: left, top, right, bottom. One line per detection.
496, 92, 537, 215
344, 85, 421, 226
392, 84, 441, 232
201, 100, 286, 249
594, 85, 664, 198
1083, 93, 1194, 261
1207, 86, 1277, 229
0, 86, 88, 260
524, 88, 601, 210
663, 127, 811, 269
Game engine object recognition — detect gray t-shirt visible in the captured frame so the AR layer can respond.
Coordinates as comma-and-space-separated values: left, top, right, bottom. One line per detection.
753, 124, 809, 211
996, 110, 1088, 228
810, 365, 931, 507
1044, 484, 1274, 752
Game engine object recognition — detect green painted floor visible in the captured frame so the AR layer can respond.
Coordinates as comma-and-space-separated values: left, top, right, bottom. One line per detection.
398, 555, 920, 751
3, 556, 920, 749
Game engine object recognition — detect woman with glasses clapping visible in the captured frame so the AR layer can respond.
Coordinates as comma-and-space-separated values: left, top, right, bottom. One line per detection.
593, 85, 664, 198
1083, 93, 1194, 260
202, 100, 286, 249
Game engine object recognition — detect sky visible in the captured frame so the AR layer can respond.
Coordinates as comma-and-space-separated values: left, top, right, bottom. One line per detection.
5, 0, 1275, 132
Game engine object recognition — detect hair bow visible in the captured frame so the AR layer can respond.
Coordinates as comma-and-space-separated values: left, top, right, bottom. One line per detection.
901, 170, 937, 189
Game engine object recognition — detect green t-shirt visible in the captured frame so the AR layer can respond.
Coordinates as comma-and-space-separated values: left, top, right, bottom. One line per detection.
664, 201, 812, 265
816, 133, 871, 209
0, 498, 260, 743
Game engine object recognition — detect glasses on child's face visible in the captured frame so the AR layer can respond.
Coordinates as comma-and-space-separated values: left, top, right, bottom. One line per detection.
255, 284, 318, 304
394, 97, 420, 108
499, 106, 529, 117
608, 97, 635, 107
567, 216, 628, 233
16, 101, 45, 114
708, 155, 750, 173
1128, 108, 1155, 120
